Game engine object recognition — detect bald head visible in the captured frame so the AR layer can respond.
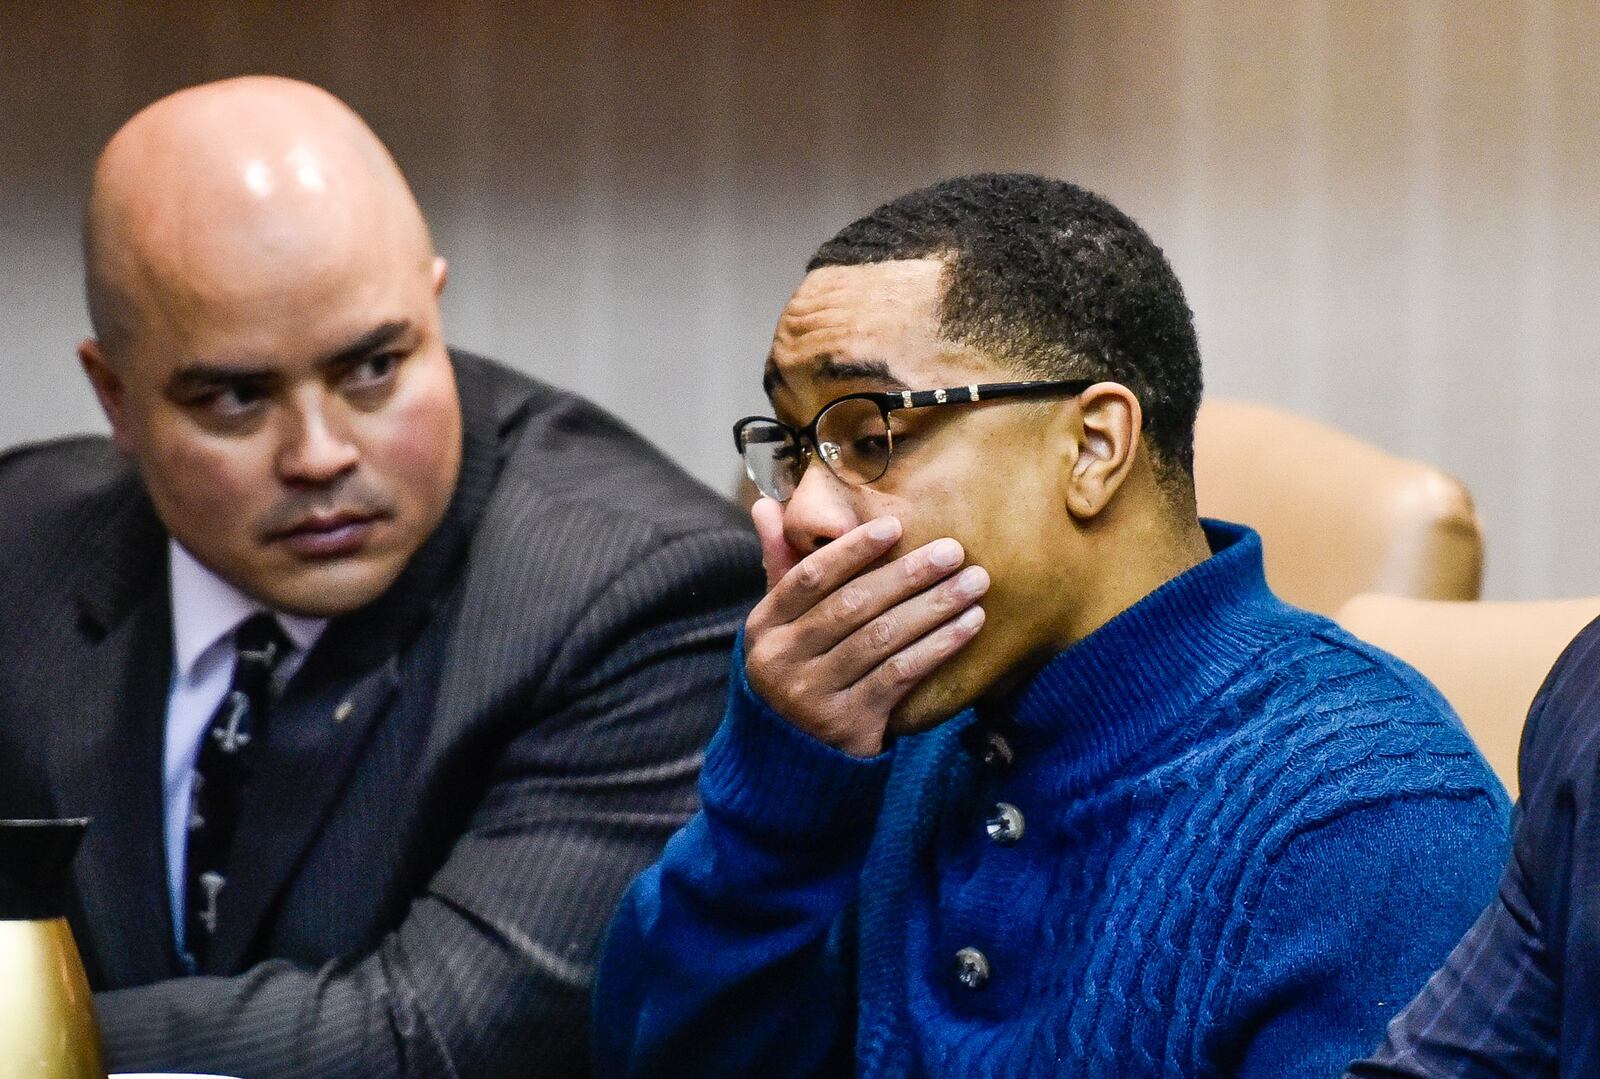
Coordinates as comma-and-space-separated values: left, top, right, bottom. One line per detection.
75, 78, 461, 618
84, 76, 434, 358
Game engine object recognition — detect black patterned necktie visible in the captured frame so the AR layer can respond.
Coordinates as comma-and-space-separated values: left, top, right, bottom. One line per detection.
183, 611, 290, 970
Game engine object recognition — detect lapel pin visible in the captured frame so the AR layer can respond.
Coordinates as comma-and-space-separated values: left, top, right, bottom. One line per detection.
334, 699, 355, 723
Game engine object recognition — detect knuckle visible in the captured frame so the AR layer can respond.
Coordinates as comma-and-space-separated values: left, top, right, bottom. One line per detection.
746, 604, 773, 634
744, 638, 768, 668
885, 652, 916, 686
796, 557, 825, 590
744, 633, 781, 673
869, 615, 896, 648
837, 584, 868, 617
944, 616, 978, 648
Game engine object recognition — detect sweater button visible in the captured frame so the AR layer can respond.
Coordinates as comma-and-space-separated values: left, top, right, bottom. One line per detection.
986, 802, 1025, 845
954, 947, 990, 990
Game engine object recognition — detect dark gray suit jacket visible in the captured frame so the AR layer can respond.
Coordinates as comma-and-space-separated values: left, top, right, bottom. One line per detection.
0, 351, 763, 1077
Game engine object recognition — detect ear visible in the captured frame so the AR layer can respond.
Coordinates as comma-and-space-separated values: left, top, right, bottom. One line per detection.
78, 338, 136, 456
1062, 382, 1141, 521
431, 255, 449, 296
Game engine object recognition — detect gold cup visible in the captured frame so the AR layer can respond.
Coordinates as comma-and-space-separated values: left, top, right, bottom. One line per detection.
0, 819, 105, 1079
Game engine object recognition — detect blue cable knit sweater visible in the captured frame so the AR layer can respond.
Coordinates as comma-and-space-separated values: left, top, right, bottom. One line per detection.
595, 522, 1511, 1077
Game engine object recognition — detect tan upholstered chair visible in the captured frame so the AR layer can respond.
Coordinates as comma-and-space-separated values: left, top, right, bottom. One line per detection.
1337, 594, 1600, 799
1194, 399, 1484, 616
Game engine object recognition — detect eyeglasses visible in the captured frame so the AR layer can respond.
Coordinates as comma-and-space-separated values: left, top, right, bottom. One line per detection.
733, 378, 1096, 502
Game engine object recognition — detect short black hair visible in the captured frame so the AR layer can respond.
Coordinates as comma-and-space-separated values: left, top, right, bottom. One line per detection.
808, 173, 1202, 490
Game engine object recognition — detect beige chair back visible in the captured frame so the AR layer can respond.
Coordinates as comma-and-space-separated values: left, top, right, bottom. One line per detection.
1195, 399, 1484, 616
1336, 594, 1600, 798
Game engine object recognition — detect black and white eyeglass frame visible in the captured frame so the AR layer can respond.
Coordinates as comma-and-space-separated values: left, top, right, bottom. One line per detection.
733, 377, 1097, 501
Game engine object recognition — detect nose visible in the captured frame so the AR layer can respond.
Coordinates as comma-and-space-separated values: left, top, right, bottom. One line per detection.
781, 459, 862, 554
276, 390, 359, 486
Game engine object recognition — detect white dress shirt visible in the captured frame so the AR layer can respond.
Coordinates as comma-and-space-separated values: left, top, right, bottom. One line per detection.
164, 541, 327, 948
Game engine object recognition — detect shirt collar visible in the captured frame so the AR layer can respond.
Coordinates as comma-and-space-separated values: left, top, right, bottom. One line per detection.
168, 540, 327, 680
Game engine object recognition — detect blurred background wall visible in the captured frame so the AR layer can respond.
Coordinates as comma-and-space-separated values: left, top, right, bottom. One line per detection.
2, 0, 1597, 599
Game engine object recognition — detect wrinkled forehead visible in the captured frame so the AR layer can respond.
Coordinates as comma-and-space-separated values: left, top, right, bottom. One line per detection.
765, 259, 949, 399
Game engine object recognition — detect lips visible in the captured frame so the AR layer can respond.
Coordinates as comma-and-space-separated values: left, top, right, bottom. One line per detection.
271, 511, 382, 559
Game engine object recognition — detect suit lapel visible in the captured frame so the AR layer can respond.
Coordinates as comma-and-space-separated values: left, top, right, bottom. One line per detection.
53, 481, 180, 986
205, 350, 505, 971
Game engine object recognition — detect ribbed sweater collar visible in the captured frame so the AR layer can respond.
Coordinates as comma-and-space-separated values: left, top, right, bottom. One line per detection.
982, 520, 1295, 792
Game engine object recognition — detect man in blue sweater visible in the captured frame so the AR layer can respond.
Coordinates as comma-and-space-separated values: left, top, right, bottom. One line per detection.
593, 174, 1510, 1076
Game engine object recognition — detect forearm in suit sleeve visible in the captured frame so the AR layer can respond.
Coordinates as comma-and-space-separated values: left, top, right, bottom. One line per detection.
95, 530, 762, 1078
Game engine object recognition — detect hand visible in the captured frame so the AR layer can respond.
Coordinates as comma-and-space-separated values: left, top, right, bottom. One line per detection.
743, 498, 989, 756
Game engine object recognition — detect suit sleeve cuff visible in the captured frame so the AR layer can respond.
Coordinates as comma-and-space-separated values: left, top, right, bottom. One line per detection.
699, 632, 893, 843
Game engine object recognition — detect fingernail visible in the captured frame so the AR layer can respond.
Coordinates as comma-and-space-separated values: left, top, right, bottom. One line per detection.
957, 606, 986, 630
866, 517, 901, 541
955, 566, 989, 595
928, 538, 963, 567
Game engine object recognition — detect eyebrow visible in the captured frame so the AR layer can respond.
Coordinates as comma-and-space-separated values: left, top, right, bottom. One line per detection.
166, 320, 415, 395
762, 353, 908, 399
318, 320, 414, 370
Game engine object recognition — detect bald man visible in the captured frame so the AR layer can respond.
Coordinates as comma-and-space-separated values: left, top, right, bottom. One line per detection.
0, 77, 760, 1076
